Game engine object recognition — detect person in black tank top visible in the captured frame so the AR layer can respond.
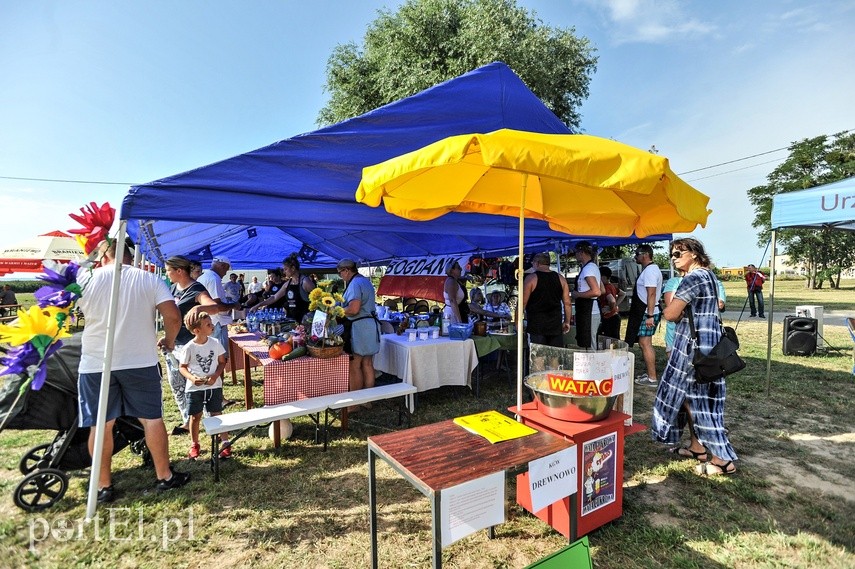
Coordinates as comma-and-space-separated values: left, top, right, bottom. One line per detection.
522, 252, 572, 348
282, 253, 315, 322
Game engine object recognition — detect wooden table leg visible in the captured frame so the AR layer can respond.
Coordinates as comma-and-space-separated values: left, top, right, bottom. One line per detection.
229, 338, 239, 385
244, 352, 253, 409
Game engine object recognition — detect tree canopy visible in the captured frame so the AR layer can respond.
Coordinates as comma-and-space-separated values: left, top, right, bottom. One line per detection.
747, 131, 855, 287
318, 0, 597, 129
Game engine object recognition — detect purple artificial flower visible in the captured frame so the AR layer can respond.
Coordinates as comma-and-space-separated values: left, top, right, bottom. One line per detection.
0, 340, 63, 390
35, 262, 82, 309
34, 287, 76, 308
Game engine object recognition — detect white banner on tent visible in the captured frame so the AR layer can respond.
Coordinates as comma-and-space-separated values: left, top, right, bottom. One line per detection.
385, 254, 468, 277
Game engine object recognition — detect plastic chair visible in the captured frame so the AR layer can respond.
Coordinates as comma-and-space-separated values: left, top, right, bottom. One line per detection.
383, 299, 400, 311
412, 299, 430, 314
402, 298, 417, 314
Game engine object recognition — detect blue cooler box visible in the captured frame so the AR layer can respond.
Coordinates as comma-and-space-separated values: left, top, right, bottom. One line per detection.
448, 322, 474, 340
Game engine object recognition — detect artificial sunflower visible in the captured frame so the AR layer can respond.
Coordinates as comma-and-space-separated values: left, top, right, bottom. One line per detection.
0, 305, 70, 349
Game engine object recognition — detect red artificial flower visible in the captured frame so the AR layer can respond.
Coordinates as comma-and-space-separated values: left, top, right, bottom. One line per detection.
68, 202, 115, 254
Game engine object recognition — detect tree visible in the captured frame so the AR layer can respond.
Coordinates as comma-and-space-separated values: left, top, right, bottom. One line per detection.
747, 131, 855, 288
318, 0, 597, 129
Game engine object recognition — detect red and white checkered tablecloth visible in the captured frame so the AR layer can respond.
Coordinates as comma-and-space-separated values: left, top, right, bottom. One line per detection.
228, 332, 350, 407
262, 353, 350, 406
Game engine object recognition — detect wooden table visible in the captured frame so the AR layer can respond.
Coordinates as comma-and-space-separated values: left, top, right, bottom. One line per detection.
373, 334, 479, 411
227, 332, 349, 409
368, 418, 575, 568
0, 303, 23, 324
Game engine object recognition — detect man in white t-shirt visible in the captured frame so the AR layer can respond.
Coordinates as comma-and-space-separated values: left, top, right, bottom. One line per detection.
570, 241, 602, 349
625, 244, 663, 386
196, 256, 236, 377
77, 240, 187, 502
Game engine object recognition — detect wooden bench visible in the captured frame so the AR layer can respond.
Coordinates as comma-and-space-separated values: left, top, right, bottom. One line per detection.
202, 382, 417, 481
0, 303, 23, 324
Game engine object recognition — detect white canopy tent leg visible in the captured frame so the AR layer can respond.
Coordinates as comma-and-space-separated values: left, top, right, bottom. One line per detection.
765, 230, 777, 395
85, 221, 128, 520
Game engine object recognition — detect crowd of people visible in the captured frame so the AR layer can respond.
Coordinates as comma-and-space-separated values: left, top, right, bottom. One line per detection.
71, 246, 388, 502
70, 234, 746, 506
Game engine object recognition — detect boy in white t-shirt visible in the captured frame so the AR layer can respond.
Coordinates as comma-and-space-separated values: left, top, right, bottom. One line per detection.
179, 311, 231, 460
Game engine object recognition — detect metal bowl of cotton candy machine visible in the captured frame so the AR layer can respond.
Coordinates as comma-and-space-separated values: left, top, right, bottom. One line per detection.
524, 372, 617, 422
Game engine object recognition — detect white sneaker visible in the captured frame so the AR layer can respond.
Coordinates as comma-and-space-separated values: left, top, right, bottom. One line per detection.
634, 374, 658, 386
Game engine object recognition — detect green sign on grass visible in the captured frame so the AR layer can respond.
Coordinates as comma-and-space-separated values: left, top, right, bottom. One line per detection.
525, 537, 592, 568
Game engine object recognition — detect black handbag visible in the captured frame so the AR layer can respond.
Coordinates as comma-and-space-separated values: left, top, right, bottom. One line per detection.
685, 275, 746, 383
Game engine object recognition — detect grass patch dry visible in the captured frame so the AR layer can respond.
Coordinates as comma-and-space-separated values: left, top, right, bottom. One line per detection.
1, 283, 853, 567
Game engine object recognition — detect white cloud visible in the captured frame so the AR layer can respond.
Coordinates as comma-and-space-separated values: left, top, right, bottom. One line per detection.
585, 0, 716, 44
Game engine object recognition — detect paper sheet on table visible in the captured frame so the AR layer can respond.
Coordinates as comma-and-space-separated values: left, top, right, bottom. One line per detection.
453, 410, 538, 444
440, 471, 505, 548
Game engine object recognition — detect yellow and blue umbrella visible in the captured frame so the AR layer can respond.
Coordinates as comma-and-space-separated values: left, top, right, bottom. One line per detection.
356, 128, 711, 414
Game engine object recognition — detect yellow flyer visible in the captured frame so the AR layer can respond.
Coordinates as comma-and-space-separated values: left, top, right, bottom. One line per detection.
453, 410, 538, 444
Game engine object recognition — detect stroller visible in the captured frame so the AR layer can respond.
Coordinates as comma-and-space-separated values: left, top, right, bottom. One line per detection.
0, 333, 151, 511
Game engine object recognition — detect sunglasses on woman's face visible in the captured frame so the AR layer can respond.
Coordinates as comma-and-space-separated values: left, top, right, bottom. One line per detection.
671, 250, 689, 259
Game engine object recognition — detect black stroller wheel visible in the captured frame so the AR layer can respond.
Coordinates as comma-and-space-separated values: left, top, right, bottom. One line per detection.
130, 439, 153, 467
13, 468, 69, 512
19, 443, 53, 475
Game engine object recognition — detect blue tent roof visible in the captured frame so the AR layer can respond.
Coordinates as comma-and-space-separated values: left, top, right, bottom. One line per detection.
770, 176, 855, 231
121, 62, 668, 268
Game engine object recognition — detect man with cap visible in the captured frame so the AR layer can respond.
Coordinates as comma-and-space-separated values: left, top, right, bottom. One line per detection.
196, 256, 238, 383
77, 239, 189, 501
625, 244, 663, 387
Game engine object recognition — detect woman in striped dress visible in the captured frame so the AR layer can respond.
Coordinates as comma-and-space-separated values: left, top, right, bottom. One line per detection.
651, 237, 737, 476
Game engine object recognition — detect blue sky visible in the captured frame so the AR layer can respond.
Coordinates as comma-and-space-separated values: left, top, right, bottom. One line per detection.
2, 0, 853, 271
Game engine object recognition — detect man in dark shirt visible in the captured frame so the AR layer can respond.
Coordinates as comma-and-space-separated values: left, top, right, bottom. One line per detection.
0, 284, 17, 316
522, 252, 572, 347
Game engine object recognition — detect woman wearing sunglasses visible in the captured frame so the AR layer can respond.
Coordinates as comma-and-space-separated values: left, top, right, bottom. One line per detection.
652, 237, 737, 476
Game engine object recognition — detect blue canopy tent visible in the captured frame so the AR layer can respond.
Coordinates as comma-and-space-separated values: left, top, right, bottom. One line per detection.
120, 62, 667, 268
765, 176, 855, 389
85, 63, 671, 518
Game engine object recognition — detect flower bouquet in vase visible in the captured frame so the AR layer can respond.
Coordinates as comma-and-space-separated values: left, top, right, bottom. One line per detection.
306, 284, 345, 358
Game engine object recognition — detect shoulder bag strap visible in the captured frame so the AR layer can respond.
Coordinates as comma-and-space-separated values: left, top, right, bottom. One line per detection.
686, 270, 725, 347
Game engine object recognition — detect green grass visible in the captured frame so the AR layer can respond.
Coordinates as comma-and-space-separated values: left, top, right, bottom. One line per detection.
1, 285, 854, 567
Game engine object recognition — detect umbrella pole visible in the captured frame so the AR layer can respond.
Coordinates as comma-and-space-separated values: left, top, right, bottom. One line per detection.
516, 174, 528, 420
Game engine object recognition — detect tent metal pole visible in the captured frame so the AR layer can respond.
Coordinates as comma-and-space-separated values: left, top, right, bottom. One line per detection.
86, 221, 128, 520
516, 173, 528, 420
765, 231, 776, 395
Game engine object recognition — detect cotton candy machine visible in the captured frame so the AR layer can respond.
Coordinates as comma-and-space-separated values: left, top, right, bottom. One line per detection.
524, 372, 617, 422
525, 342, 630, 422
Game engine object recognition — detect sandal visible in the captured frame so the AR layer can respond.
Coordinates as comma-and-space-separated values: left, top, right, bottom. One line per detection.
668, 445, 708, 462
695, 461, 736, 476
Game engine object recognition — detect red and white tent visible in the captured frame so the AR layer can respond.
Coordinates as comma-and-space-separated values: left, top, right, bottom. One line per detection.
0, 231, 85, 276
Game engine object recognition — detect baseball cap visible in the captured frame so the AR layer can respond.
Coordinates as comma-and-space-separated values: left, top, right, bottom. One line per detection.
212, 256, 231, 266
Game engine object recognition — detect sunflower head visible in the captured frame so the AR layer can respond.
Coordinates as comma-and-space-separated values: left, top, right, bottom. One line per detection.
309, 288, 325, 302
321, 295, 336, 308
0, 305, 70, 352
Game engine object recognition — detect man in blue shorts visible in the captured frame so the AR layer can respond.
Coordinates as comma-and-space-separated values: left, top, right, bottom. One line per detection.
77, 240, 187, 503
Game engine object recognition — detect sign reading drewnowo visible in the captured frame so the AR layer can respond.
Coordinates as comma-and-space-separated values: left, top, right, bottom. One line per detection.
385, 255, 468, 277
